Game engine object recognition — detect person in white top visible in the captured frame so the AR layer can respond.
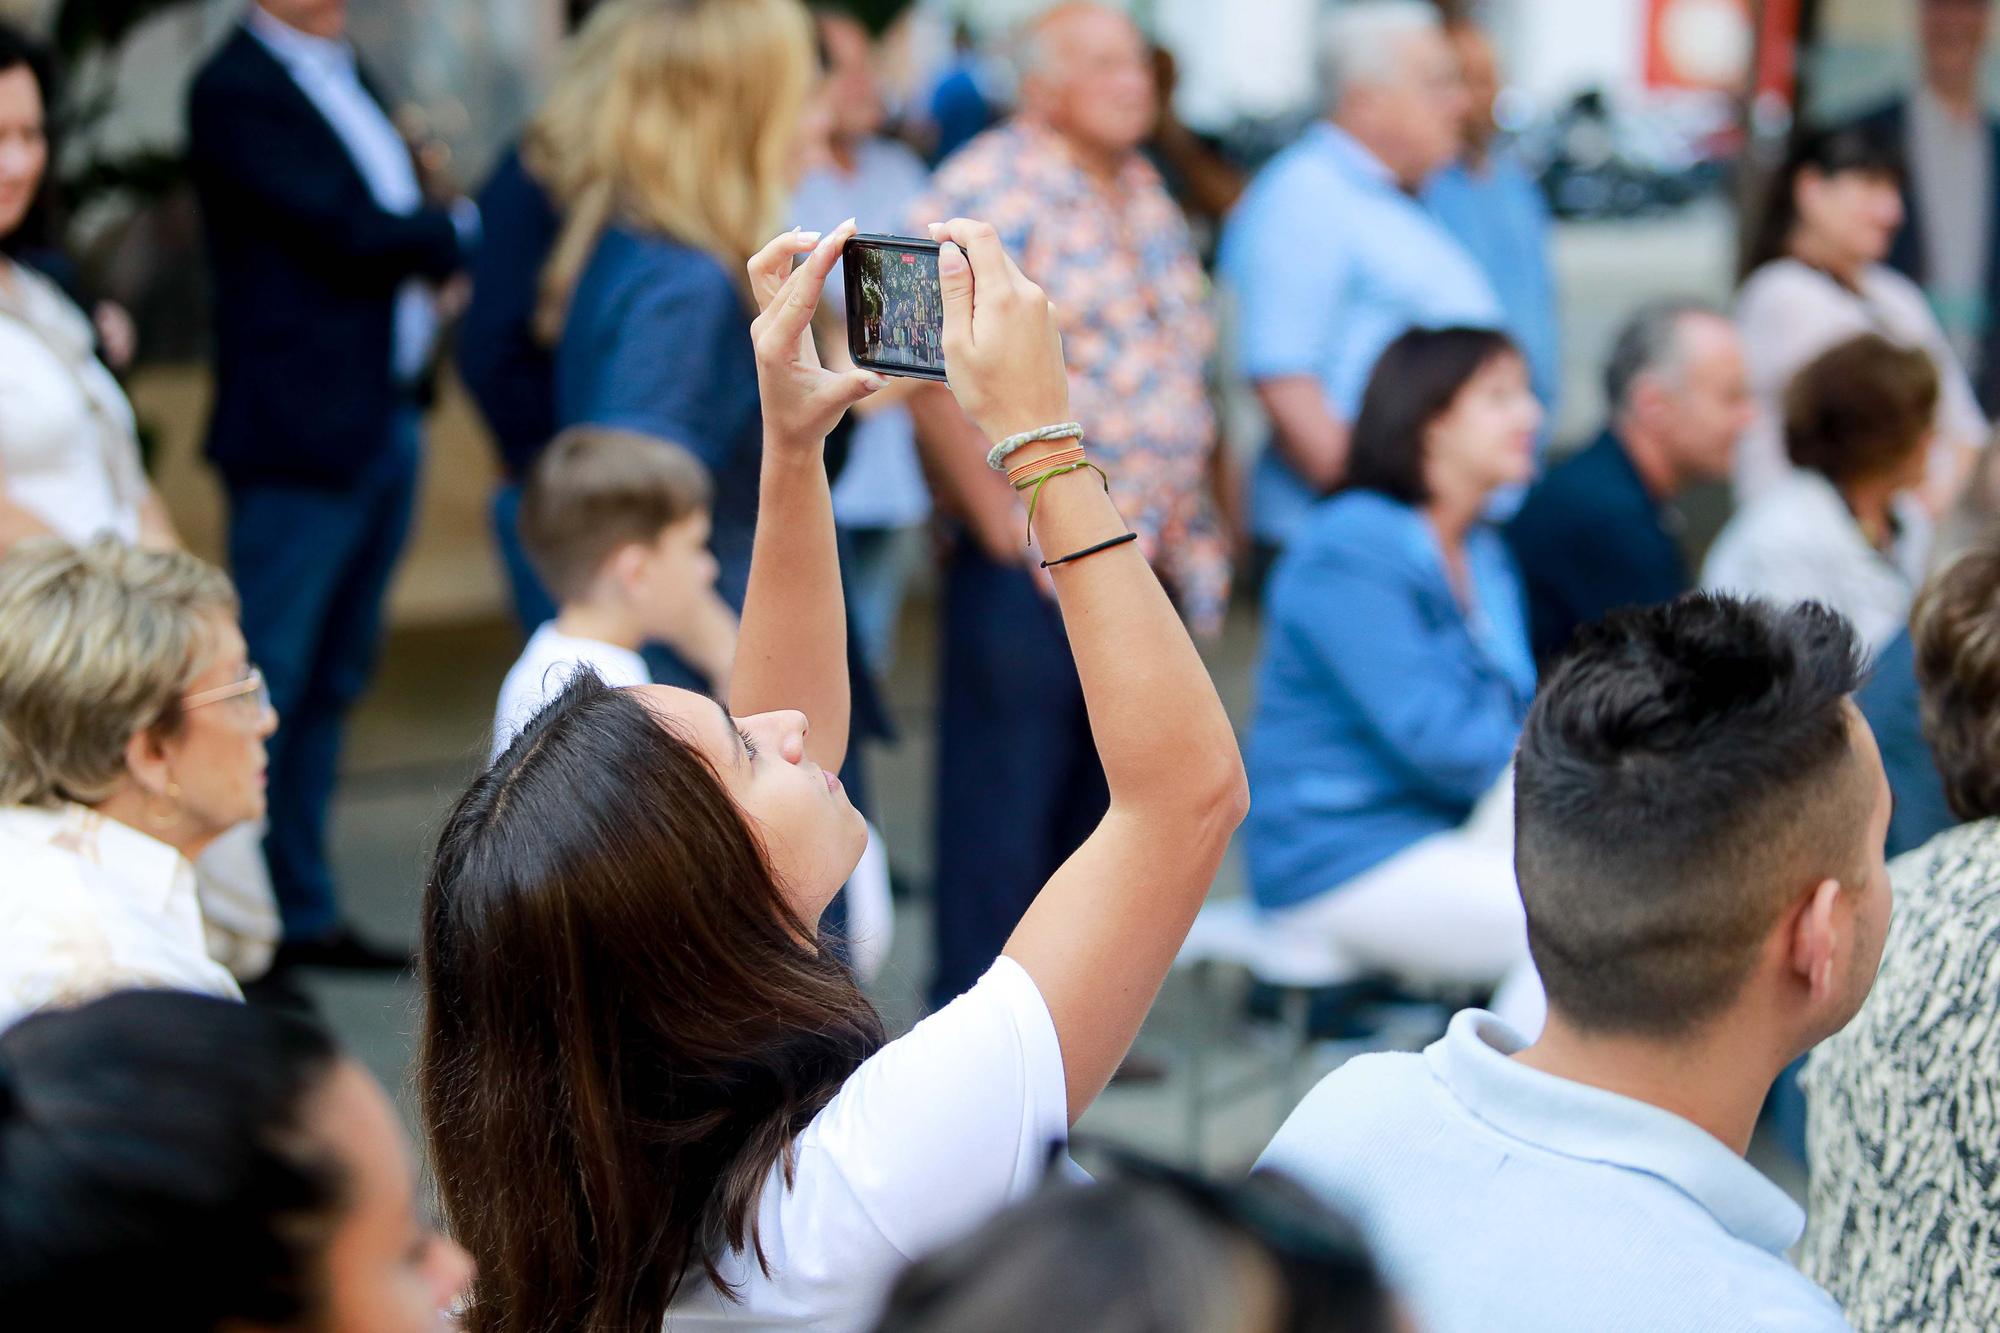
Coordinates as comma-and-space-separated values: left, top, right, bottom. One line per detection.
0, 29, 282, 984
491, 426, 734, 760
418, 216, 1248, 1333
0, 29, 178, 552
1705, 333, 1939, 656
0, 539, 277, 1028
1735, 125, 1988, 510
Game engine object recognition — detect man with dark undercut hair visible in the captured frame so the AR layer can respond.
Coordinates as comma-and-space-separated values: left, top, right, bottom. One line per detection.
1261, 594, 1890, 1333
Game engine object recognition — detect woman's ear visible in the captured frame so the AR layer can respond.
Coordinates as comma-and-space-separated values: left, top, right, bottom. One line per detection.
121, 722, 173, 800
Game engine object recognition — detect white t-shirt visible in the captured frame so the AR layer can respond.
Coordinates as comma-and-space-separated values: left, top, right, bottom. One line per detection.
664, 956, 1068, 1330
492, 623, 651, 760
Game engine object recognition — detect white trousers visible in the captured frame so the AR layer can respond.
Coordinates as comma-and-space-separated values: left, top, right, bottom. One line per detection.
1260, 772, 1534, 994
193, 820, 280, 981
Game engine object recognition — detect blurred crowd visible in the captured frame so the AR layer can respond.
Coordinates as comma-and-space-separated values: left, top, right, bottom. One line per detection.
10, 0, 2000, 1330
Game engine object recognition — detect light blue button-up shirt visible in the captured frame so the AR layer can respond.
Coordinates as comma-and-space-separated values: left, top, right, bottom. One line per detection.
1219, 124, 1503, 545
1425, 149, 1562, 426
246, 5, 443, 384
1260, 1010, 1852, 1333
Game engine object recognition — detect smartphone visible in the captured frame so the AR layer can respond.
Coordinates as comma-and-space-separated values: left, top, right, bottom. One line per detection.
843, 233, 948, 382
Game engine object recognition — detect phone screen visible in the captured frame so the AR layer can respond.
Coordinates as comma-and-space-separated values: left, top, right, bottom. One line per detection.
844, 235, 947, 382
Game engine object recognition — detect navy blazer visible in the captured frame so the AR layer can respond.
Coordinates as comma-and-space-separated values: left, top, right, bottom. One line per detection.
187, 27, 467, 488
1504, 430, 1689, 666
1852, 99, 2000, 412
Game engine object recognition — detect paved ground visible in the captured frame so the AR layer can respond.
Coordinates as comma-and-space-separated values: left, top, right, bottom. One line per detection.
282, 198, 1805, 1194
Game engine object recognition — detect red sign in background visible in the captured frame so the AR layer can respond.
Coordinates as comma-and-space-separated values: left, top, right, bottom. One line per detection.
1645, 0, 1803, 101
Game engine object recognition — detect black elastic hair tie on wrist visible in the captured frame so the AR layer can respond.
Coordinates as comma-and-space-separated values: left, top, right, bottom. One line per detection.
1041, 531, 1139, 569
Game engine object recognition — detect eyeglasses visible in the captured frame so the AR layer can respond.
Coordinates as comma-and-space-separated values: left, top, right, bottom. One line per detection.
182, 664, 271, 714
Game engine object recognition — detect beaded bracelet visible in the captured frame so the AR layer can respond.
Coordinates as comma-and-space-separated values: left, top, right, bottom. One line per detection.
987, 421, 1085, 472
1012, 459, 1110, 547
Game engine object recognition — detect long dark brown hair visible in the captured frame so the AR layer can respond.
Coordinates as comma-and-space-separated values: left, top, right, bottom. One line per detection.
418, 672, 885, 1333
1742, 124, 1903, 281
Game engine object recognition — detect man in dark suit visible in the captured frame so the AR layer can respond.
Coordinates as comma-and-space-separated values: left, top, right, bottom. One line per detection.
187, 0, 476, 970
1852, 0, 2000, 410
1506, 301, 1752, 664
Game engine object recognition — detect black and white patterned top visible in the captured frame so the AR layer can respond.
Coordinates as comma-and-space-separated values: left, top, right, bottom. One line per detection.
1802, 817, 2000, 1331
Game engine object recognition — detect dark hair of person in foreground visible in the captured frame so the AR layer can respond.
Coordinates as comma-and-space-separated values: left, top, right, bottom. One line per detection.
0, 990, 469, 1331
421, 669, 886, 1317
874, 1163, 1403, 1333
1516, 594, 1869, 1036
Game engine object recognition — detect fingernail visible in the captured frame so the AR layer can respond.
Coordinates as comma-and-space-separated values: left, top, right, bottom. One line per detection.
939, 241, 966, 270
863, 373, 888, 391
840, 216, 858, 231
795, 229, 821, 242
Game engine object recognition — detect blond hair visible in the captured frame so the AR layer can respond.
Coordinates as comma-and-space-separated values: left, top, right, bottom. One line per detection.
0, 538, 238, 808
520, 426, 714, 602
527, 0, 817, 342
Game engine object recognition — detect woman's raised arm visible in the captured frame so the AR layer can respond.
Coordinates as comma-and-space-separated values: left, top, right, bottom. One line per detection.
931, 219, 1249, 1122
731, 220, 880, 771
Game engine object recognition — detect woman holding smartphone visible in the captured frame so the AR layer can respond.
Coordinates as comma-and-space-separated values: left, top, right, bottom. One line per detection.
419, 218, 1247, 1331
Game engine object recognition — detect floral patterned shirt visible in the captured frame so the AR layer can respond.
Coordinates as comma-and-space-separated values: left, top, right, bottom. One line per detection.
916, 121, 1230, 634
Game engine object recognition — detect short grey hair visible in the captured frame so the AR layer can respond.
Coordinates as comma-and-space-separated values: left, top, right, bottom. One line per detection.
1319, 1, 1441, 111
1603, 299, 1727, 416
0, 537, 238, 808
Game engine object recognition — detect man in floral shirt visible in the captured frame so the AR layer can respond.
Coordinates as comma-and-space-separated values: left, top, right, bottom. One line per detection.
911, 2, 1229, 1009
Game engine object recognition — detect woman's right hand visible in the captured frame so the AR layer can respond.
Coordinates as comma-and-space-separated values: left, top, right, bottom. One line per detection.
928, 219, 1071, 446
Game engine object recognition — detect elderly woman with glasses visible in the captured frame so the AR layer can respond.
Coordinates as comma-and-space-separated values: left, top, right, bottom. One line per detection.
0, 538, 276, 1028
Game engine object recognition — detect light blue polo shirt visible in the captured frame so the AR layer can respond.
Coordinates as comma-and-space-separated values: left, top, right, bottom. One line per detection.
1219, 124, 1503, 546
1259, 1011, 1851, 1333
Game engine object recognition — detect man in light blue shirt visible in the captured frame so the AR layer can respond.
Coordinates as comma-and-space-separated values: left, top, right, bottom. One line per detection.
1261, 594, 1891, 1332
1424, 20, 1560, 424
1219, 1, 1501, 554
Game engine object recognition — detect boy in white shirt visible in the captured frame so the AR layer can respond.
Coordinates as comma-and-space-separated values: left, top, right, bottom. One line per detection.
493, 427, 736, 759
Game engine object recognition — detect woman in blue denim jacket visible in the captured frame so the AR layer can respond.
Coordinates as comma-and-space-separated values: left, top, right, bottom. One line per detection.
1245, 326, 1541, 996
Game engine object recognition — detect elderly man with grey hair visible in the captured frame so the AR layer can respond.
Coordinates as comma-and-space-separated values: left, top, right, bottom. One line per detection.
1219, 0, 1501, 565
1505, 301, 1753, 663
908, 2, 1228, 1010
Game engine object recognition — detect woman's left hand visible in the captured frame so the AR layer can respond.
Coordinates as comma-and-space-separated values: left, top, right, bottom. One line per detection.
748, 218, 883, 453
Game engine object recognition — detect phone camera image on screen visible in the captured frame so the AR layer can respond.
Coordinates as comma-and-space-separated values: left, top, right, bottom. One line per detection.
845, 236, 947, 382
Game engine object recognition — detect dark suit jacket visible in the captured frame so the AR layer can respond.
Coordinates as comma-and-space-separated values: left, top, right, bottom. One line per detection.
187, 26, 467, 488
1504, 430, 1689, 665
1852, 98, 2000, 413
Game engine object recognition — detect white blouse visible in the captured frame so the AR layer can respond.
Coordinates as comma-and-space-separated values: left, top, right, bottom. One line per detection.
0, 260, 149, 545
0, 803, 242, 1030
1701, 468, 1931, 656
662, 956, 1068, 1330
1734, 258, 1988, 504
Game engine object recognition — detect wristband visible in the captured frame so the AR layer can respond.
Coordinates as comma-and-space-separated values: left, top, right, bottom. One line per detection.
1007, 446, 1085, 488
1041, 531, 1138, 569
987, 421, 1085, 472
1013, 460, 1110, 546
